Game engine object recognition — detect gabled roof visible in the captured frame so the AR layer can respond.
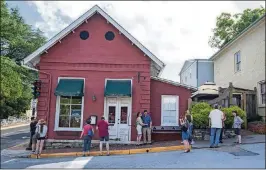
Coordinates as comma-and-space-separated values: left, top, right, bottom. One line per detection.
151, 76, 197, 91
178, 59, 212, 75
210, 14, 265, 61
22, 5, 165, 71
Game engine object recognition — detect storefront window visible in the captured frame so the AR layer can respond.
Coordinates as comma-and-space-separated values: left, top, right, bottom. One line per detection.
59, 96, 82, 128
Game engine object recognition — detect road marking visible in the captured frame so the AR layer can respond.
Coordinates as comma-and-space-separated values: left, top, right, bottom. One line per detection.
2, 159, 16, 164
26, 156, 94, 169
66, 157, 93, 168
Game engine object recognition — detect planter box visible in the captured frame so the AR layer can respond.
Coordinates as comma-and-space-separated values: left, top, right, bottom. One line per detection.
193, 129, 236, 141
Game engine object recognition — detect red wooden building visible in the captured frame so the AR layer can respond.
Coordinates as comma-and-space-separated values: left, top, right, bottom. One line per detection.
23, 5, 196, 143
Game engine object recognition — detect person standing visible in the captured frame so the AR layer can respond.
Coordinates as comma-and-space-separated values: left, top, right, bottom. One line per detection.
35, 119, 48, 158
232, 111, 244, 144
141, 110, 152, 145
136, 112, 147, 145
186, 111, 195, 145
180, 116, 191, 153
219, 106, 226, 143
97, 116, 110, 156
209, 104, 224, 148
27, 117, 38, 152
80, 118, 94, 156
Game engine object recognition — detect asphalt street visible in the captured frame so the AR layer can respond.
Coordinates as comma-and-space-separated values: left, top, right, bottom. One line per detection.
1, 125, 30, 150
1, 143, 265, 169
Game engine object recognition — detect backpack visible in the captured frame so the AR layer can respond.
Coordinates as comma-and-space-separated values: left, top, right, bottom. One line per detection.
87, 125, 94, 137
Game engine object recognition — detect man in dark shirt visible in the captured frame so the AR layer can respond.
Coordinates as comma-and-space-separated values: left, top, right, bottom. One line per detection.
27, 117, 38, 151
97, 116, 110, 156
142, 110, 152, 144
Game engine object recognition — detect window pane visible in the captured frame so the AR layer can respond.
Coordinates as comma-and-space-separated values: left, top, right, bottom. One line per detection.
70, 116, 81, 128
59, 116, 70, 127
163, 96, 176, 110
71, 105, 82, 117
71, 97, 82, 104
60, 105, 70, 116
163, 116, 177, 124
108, 106, 116, 124
120, 107, 128, 124
261, 83, 265, 94
60, 96, 71, 104
262, 94, 265, 104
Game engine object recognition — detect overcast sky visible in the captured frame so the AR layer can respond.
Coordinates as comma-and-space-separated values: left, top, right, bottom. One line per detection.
7, 1, 265, 82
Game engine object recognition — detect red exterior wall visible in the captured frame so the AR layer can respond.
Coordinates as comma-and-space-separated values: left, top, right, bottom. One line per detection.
150, 79, 192, 141
36, 13, 151, 141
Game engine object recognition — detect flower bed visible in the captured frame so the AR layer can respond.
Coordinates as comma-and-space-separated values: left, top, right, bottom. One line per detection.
248, 121, 266, 134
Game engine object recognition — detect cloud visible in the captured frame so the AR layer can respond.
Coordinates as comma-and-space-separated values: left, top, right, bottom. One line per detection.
28, 1, 265, 82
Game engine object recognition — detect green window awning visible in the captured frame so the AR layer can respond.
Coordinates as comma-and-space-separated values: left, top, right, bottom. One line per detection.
104, 80, 132, 97
54, 79, 84, 96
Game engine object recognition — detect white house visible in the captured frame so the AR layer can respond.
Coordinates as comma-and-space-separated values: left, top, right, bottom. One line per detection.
210, 14, 265, 119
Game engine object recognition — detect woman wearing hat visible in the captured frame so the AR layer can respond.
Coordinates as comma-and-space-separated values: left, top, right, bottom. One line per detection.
35, 119, 48, 158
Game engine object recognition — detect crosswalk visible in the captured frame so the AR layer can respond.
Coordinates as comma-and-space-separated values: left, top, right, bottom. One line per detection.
26, 157, 93, 169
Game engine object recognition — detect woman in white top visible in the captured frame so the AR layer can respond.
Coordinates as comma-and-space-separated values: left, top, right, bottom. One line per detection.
136, 112, 146, 145
35, 119, 48, 158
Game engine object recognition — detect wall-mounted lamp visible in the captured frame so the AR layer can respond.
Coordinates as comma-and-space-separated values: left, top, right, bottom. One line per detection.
92, 94, 96, 101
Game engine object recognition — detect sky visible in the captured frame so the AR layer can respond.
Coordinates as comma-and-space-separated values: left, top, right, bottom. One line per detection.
7, 1, 265, 82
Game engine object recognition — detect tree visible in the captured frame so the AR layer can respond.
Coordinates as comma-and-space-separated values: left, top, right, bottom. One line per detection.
209, 6, 265, 49
0, 1, 46, 118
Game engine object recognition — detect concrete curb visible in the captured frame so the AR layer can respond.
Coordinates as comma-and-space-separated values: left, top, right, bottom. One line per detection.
29, 145, 188, 158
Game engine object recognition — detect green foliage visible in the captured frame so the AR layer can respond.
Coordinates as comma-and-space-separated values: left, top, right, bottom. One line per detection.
190, 103, 246, 129
221, 106, 246, 129
190, 102, 212, 128
0, 0, 45, 119
209, 6, 265, 49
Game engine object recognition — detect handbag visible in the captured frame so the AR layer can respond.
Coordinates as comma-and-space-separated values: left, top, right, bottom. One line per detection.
35, 126, 40, 139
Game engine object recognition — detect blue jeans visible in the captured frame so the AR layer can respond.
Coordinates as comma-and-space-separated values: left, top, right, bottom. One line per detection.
83, 136, 92, 152
210, 128, 221, 147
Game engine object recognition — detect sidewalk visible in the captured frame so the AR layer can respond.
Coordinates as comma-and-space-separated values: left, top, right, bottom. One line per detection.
2, 133, 265, 159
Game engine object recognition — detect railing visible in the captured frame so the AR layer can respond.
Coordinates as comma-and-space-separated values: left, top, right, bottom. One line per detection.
0, 116, 30, 127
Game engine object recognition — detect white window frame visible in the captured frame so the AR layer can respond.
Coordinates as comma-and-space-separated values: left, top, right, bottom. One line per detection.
161, 95, 179, 126
234, 51, 241, 72
54, 77, 85, 131
258, 80, 265, 106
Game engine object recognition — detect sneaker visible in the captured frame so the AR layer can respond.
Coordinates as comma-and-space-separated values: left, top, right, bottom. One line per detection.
191, 141, 195, 145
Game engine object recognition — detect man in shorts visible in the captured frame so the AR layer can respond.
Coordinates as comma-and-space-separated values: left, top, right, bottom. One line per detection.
26, 117, 38, 152
97, 116, 110, 156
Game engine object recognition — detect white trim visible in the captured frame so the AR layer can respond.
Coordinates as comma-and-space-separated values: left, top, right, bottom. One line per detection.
22, 5, 165, 71
54, 77, 85, 131
151, 76, 197, 91
161, 95, 179, 126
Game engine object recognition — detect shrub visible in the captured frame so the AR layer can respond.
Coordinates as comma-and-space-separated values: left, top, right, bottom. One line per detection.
221, 106, 246, 129
190, 102, 212, 128
190, 103, 246, 129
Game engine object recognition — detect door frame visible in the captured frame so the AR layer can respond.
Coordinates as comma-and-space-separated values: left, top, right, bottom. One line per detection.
103, 78, 133, 142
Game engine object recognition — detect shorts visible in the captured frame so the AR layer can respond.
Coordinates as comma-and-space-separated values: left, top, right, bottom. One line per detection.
234, 128, 241, 135
32, 134, 37, 144
37, 137, 45, 140
100, 135, 109, 142
136, 125, 142, 135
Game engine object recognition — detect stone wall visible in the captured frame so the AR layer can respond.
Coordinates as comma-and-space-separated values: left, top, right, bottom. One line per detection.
193, 129, 236, 141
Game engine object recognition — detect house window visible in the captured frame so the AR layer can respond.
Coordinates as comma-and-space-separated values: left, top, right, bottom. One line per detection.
105, 31, 115, 41
55, 78, 85, 131
234, 51, 241, 72
259, 81, 265, 105
80, 31, 89, 40
161, 95, 179, 126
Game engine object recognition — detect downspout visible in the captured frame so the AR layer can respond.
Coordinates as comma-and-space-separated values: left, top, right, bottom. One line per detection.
196, 60, 199, 87
21, 64, 52, 129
